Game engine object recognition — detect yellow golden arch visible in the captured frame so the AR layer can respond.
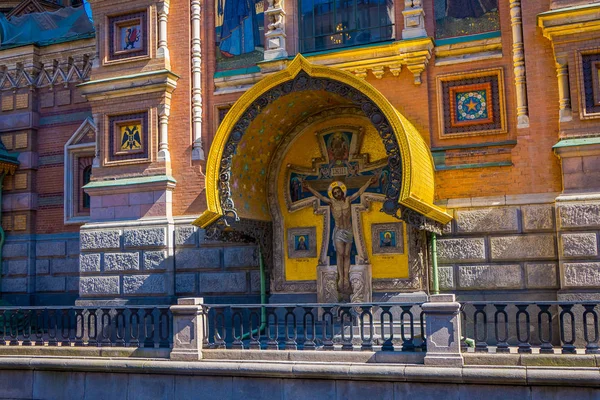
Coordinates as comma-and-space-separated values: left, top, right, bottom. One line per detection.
194, 54, 451, 228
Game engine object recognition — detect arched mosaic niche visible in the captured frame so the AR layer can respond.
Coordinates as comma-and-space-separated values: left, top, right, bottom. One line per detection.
219, 71, 404, 224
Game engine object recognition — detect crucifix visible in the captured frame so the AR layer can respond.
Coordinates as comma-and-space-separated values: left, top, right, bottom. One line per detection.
286, 128, 389, 300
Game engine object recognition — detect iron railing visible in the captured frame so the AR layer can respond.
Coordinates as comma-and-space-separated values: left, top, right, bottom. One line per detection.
203, 303, 425, 351
0, 307, 172, 348
461, 302, 600, 354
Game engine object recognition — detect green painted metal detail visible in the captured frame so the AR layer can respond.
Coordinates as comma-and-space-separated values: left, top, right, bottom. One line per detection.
83, 175, 176, 189
431, 140, 517, 152
434, 30, 501, 47
293, 39, 397, 58
214, 66, 261, 79
552, 137, 600, 149
435, 161, 512, 171
78, 69, 179, 87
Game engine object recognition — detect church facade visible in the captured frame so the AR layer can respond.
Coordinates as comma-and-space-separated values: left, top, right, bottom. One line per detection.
0, 0, 599, 305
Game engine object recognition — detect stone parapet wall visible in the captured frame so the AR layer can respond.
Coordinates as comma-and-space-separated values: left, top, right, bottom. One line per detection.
173, 224, 260, 297
556, 197, 600, 295
438, 199, 559, 292
78, 219, 260, 303
2, 233, 80, 304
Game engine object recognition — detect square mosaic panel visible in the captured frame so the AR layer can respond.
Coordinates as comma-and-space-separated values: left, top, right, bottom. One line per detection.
438, 69, 506, 137
287, 227, 317, 259
371, 223, 404, 255
108, 112, 148, 163
108, 11, 148, 61
581, 53, 600, 117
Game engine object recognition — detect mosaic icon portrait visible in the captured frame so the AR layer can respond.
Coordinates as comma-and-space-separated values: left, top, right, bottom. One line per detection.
287, 227, 317, 259
371, 223, 404, 255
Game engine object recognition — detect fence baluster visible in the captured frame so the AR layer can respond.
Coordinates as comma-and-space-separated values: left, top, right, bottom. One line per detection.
214, 308, 226, 349
419, 310, 426, 352
400, 305, 415, 352
340, 306, 353, 351
380, 305, 394, 351
231, 307, 244, 350
48, 309, 58, 346
493, 304, 509, 353
249, 308, 261, 350
473, 304, 488, 353
100, 308, 112, 346
266, 308, 279, 350
21, 310, 32, 346
143, 308, 155, 348
34, 309, 44, 346
302, 307, 316, 351
60, 309, 71, 346
537, 304, 554, 354
360, 306, 374, 351
87, 308, 98, 347
115, 308, 126, 347
284, 307, 298, 350
321, 306, 334, 351
74, 309, 85, 347
129, 309, 140, 348
583, 304, 599, 354
516, 304, 532, 354
159, 308, 171, 348
559, 304, 577, 354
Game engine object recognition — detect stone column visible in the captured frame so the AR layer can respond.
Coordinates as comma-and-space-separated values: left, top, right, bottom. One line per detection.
264, 0, 288, 61
157, 103, 171, 162
422, 294, 463, 366
509, 0, 529, 128
555, 55, 572, 122
191, 0, 204, 160
402, 0, 426, 39
92, 113, 101, 168
170, 298, 205, 361
157, 0, 170, 63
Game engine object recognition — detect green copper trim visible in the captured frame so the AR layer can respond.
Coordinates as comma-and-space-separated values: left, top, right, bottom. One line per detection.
214, 66, 261, 79
84, 175, 176, 189
293, 39, 397, 58
78, 70, 179, 87
552, 137, 600, 149
537, 2, 600, 19
435, 161, 512, 171
431, 140, 517, 152
434, 31, 501, 46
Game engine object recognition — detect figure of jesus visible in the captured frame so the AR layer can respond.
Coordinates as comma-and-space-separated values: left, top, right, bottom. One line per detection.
303, 177, 376, 295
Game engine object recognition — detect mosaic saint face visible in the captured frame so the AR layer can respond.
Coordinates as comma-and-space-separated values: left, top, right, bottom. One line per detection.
295, 235, 309, 251
379, 231, 396, 248
120, 23, 142, 51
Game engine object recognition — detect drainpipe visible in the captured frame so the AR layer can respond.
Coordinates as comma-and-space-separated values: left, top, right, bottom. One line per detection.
431, 232, 439, 295
241, 244, 267, 340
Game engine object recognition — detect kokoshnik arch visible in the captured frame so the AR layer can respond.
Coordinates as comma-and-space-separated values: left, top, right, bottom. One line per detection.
195, 55, 451, 300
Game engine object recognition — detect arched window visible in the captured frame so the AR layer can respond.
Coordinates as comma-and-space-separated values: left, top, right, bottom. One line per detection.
299, 0, 394, 53
82, 165, 92, 209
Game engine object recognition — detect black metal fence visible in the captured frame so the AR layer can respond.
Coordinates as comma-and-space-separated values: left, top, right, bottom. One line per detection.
0, 307, 172, 348
203, 303, 425, 351
461, 302, 600, 354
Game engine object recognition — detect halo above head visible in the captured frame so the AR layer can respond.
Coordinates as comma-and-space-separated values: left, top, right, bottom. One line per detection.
327, 181, 347, 199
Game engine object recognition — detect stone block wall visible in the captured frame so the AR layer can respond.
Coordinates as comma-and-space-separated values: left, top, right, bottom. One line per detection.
437, 201, 559, 294
556, 199, 600, 297
2, 233, 80, 305
77, 220, 261, 304
173, 224, 260, 300
79, 223, 174, 303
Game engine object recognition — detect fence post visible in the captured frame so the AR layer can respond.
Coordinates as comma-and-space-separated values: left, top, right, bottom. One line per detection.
422, 294, 464, 366
170, 298, 205, 361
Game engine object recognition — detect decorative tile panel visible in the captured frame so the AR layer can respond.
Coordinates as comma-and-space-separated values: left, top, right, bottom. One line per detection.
437, 68, 506, 138
107, 112, 149, 163
107, 11, 148, 61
